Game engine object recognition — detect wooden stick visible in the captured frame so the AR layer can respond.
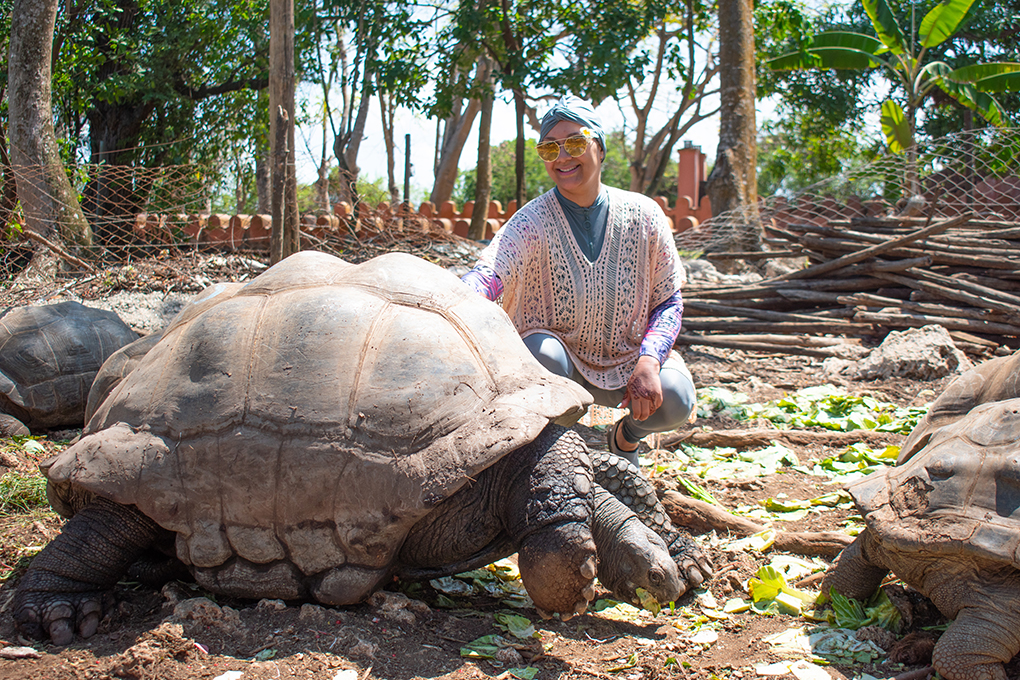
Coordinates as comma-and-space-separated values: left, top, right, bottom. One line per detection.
683, 320, 876, 334
873, 271, 1020, 316
852, 310, 1020, 336
912, 268, 1020, 308
22, 229, 96, 273
685, 276, 887, 299
702, 249, 803, 260
678, 333, 851, 347
685, 300, 860, 325
658, 491, 852, 557
770, 213, 976, 281
674, 334, 843, 357
662, 428, 904, 450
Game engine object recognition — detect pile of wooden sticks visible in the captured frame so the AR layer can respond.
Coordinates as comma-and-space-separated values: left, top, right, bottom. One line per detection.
681, 212, 1020, 356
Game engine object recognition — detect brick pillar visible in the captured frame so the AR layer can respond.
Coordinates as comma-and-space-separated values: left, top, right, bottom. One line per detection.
677, 141, 706, 206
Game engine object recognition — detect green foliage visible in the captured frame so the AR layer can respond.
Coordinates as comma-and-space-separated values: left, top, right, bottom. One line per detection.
696, 385, 925, 433
51, 0, 272, 170
824, 589, 902, 632
757, 112, 877, 196
0, 471, 49, 516
765, 0, 1020, 158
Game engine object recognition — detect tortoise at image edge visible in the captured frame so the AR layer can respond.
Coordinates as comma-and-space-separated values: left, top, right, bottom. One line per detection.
0, 301, 138, 436
821, 392, 1020, 680
14, 250, 713, 645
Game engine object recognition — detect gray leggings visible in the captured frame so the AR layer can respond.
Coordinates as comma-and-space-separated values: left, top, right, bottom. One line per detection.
523, 332, 695, 444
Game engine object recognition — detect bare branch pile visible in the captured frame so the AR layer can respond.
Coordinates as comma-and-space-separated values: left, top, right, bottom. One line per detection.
681, 212, 1020, 356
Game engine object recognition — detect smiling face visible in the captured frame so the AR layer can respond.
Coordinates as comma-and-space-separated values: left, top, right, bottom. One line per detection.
540, 120, 604, 207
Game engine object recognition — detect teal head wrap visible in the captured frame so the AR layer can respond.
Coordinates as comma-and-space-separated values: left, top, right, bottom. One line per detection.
539, 95, 606, 155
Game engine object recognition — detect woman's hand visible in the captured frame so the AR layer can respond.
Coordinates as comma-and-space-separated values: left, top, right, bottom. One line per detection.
620, 355, 663, 421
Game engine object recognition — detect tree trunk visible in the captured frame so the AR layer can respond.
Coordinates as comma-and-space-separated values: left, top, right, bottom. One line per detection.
380, 91, 400, 204
513, 87, 527, 209
706, 0, 760, 253
256, 153, 271, 214
269, 0, 298, 263
9, 0, 93, 268
468, 67, 494, 241
429, 57, 490, 206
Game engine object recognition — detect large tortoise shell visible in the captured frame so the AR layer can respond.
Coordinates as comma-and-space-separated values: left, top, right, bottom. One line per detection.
848, 396, 1020, 568
44, 251, 592, 601
899, 351, 1020, 464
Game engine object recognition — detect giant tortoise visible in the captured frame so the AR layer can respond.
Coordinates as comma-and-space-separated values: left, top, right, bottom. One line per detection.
821, 393, 1020, 680
899, 349, 1020, 462
0, 301, 138, 436
15, 250, 712, 645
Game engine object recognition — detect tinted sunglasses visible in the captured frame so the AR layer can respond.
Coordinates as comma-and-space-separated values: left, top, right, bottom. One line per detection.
535, 128, 594, 161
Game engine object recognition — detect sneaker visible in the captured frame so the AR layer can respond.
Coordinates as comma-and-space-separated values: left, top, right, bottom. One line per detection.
608, 419, 641, 467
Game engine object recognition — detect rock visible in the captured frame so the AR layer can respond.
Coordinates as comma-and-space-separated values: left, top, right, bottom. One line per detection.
0, 646, 42, 660
168, 597, 246, 639
348, 637, 378, 658
298, 603, 331, 625
822, 325, 972, 380
366, 591, 430, 625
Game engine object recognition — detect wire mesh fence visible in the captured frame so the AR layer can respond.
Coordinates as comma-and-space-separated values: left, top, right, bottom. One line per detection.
3, 127, 1020, 287
676, 126, 1020, 254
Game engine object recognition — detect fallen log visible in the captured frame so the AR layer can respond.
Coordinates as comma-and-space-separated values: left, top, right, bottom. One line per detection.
661, 427, 904, 450
659, 490, 852, 558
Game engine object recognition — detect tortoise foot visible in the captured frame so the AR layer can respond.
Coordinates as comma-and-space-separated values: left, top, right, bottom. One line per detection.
14, 589, 112, 645
518, 524, 597, 617
669, 533, 714, 596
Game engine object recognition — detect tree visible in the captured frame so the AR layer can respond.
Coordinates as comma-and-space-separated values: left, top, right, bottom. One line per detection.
429, 55, 489, 206
310, 0, 430, 212
447, 0, 672, 208
756, 111, 875, 197
624, 3, 720, 197
468, 57, 495, 240
8, 0, 92, 272
767, 0, 1020, 192
706, 0, 760, 251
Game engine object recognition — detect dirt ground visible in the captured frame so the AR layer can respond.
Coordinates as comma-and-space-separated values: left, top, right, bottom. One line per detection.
0, 250, 1017, 680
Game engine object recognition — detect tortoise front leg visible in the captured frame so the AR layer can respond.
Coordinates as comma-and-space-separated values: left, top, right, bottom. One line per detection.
819, 529, 889, 601
14, 497, 163, 645
592, 450, 713, 592
929, 573, 1020, 680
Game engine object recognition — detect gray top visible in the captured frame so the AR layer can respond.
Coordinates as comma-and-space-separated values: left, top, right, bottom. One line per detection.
554, 187, 609, 262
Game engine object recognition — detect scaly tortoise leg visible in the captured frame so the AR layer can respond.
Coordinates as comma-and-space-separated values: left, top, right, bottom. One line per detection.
819, 529, 889, 602
592, 450, 714, 594
15, 496, 162, 645
928, 572, 1020, 680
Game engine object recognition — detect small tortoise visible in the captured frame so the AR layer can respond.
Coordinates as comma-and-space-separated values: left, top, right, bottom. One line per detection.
16, 251, 712, 645
821, 395, 1020, 680
0, 301, 138, 436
